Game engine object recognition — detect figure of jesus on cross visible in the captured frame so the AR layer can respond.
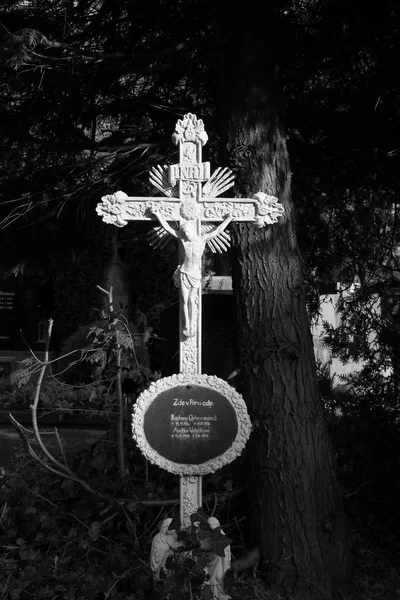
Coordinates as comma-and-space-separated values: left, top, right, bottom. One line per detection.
151, 204, 233, 338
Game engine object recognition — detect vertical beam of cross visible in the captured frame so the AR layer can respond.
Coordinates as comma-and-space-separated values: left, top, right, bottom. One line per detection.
168, 116, 209, 525
169, 114, 209, 376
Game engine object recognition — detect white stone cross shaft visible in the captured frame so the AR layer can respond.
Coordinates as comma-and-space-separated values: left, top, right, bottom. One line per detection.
96, 113, 284, 526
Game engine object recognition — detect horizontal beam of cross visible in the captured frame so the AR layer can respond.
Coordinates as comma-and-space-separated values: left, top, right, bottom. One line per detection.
96, 190, 283, 228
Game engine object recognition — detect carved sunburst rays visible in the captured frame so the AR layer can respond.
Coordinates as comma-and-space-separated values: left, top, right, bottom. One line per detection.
201, 224, 231, 253
147, 226, 171, 250
149, 165, 177, 197
202, 167, 235, 199
147, 160, 235, 253
147, 224, 231, 254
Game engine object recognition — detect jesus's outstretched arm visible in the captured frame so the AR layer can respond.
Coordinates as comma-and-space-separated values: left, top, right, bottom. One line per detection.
202, 214, 233, 243
151, 210, 179, 239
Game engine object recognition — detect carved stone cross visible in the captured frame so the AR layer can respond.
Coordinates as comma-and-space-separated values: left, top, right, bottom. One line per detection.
96, 112, 284, 375
96, 113, 284, 527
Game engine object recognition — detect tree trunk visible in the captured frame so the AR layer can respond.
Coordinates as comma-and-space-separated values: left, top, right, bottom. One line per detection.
217, 4, 349, 598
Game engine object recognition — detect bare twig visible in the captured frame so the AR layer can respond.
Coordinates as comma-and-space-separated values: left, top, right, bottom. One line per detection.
9, 413, 111, 502
210, 493, 218, 516
30, 320, 79, 471
344, 479, 383, 498
105, 575, 126, 599
0, 573, 11, 600
0, 501, 8, 525
54, 427, 70, 467
8, 414, 107, 495
119, 502, 140, 549
8, 319, 116, 504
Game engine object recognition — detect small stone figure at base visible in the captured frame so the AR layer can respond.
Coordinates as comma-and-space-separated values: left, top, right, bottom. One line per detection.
150, 518, 180, 582
205, 517, 232, 600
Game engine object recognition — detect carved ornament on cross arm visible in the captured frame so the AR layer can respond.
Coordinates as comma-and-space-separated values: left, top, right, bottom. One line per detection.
202, 202, 253, 221
253, 192, 285, 227
96, 191, 129, 227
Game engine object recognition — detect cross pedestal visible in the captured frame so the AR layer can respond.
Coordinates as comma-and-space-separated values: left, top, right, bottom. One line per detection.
96, 113, 284, 526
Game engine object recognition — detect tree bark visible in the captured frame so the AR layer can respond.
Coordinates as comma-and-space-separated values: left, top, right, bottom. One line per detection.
217, 3, 349, 598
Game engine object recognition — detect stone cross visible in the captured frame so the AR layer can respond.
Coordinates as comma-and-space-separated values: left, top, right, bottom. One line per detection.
96, 113, 284, 526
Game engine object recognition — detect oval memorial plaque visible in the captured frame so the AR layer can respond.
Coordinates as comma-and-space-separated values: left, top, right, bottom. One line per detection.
144, 385, 238, 465
132, 373, 252, 475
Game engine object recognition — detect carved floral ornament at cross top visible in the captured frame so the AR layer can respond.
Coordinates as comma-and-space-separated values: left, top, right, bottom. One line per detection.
171, 112, 208, 147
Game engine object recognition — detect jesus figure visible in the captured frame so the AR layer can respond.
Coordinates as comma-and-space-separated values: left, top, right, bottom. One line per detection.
151, 209, 233, 338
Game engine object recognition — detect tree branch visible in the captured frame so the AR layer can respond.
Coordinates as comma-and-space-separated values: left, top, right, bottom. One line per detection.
8, 318, 114, 503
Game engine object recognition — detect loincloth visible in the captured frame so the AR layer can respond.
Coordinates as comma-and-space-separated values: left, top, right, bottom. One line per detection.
173, 266, 201, 289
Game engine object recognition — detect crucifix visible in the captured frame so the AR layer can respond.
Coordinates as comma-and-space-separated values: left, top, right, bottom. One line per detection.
96, 113, 284, 526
